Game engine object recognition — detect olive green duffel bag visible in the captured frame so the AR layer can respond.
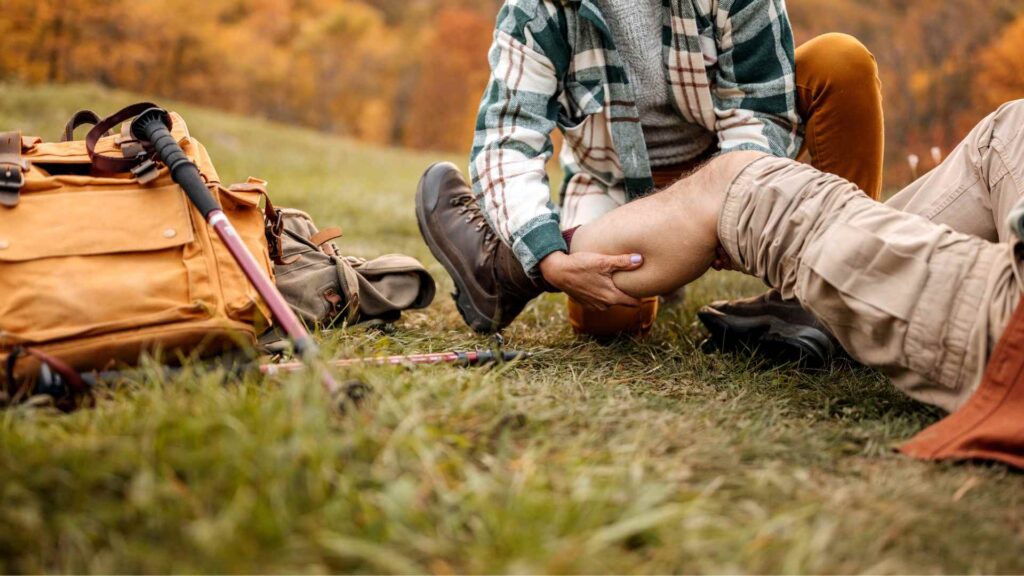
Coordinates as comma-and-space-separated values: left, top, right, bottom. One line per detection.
265, 206, 435, 334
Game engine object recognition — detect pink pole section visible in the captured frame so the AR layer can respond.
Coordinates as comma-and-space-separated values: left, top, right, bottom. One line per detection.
208, 211, 342, 395
263, 352, 471, 375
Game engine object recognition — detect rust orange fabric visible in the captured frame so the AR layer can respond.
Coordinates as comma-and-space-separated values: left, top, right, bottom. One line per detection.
901, 297, 1024, 469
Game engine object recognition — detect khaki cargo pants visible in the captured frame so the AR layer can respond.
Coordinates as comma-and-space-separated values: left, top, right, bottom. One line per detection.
719, 100, 1024, 413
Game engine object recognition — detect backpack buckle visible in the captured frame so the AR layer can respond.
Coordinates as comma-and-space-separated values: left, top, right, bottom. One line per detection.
130, 158, 160, 185
0, 159, 28, 208
0, 130, 27, 207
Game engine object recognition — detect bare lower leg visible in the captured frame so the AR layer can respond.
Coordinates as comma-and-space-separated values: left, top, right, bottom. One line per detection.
571, 151, 765, 298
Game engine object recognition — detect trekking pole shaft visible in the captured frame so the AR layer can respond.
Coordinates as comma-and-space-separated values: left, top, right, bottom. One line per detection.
261, 350, 532, 375
35, 350, 534, 398
208, 211, 314, 352
131, 109, 340, 396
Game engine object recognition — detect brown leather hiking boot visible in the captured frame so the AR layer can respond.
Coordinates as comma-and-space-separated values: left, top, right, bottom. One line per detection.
698, 290, 843, 367
416, 162, 554, 334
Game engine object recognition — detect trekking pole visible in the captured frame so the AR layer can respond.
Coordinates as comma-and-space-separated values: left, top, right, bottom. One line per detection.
261, 350, 533, 375
127, 107, 343, 399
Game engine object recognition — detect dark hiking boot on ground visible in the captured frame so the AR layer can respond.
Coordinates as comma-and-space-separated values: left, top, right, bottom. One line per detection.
698, 291, 841, 367
416, 162, 553, 334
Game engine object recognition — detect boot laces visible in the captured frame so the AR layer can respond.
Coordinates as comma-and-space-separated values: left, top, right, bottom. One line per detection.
451, 195, 499, 248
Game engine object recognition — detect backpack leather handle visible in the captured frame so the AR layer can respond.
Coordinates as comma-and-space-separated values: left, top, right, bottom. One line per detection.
85, 102, 164, 174
61, 109, 108, 142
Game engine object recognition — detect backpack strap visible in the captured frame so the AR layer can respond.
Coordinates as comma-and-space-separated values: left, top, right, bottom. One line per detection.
0, 131, 28, 208
310, 227, 343, 255
67, 108, 154, 183
85, 102, 166, 179
3, 345, 89, 409
61, 109, 106, 142
262, 194, 302, 265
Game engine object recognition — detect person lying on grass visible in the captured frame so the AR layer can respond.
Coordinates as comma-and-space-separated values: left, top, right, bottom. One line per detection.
424, 99, 1024, 421
416, 0, 884, 359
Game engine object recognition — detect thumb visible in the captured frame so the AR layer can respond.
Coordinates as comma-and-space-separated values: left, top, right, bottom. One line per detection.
607, 253, 644, 272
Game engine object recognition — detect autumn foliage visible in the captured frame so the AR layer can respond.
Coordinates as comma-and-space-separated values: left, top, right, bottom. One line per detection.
1, 0, 1022, 185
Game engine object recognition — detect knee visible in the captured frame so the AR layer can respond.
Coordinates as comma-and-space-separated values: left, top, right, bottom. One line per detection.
985, 99, 1024, 144
993, 100, 1024, 123
797, 33, 879, 90
710, 150, 766, 185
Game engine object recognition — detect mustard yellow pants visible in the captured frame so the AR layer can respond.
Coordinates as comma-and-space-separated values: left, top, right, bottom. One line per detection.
570, 33, 885, 338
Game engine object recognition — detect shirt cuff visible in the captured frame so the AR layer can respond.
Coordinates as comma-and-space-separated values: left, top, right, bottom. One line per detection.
511, 217, 568, 277
716, 141, 774, 156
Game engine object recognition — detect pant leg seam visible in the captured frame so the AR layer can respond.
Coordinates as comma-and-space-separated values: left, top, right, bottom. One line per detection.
924, 176, 982, 222
990, 143, 1021, 207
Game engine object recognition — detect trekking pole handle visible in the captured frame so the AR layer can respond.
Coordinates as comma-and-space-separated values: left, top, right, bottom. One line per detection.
131, 108, 220, 218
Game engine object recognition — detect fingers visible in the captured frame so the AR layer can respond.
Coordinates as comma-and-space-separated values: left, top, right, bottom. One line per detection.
611, 291, 641, 308
570, 285, 640, 311
600, 284, 640, 308
604, 253, 644, 273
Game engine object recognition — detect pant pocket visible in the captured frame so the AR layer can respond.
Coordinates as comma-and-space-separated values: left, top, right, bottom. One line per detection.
803, 222, 928, 322
798, 222, 930, 368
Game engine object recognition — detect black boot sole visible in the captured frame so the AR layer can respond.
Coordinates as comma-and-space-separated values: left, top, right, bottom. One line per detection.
415, 162, 500, 335
698, 307, 835, 368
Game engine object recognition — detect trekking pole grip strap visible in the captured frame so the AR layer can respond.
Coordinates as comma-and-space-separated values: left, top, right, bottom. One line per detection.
85, 102, 168, 174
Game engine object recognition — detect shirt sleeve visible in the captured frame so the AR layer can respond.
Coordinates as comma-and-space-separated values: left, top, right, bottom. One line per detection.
712, 0, 803, 158
469, 2, 567, 276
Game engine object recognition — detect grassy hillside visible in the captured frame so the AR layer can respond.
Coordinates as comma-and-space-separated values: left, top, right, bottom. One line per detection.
1, 84, 1022, 574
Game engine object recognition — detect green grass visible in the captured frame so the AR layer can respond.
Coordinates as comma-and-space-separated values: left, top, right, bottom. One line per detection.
1, 83, 1022, 574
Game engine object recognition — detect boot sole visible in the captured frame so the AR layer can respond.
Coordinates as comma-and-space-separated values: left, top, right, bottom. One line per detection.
415, 162, 500, 334
698, 308, 835, 368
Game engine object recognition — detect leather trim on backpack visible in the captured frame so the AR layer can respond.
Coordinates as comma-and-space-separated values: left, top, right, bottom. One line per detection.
85, 102, 169, 176
0, 131, 27, 208
61, 110, 106, 142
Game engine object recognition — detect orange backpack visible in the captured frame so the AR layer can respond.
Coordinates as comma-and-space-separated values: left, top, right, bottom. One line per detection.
0, 108, 273, 387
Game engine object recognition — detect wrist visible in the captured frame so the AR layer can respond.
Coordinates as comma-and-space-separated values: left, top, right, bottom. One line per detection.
538, 250, 569, 284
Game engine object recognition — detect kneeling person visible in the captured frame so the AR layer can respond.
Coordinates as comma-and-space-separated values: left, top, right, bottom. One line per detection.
417, 0, 884, 337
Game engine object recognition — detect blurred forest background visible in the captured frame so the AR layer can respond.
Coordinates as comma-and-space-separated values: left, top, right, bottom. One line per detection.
2, 0, 1023, 185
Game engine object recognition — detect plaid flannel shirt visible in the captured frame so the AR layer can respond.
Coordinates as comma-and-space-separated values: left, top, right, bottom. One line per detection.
469, 0, 803, 274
